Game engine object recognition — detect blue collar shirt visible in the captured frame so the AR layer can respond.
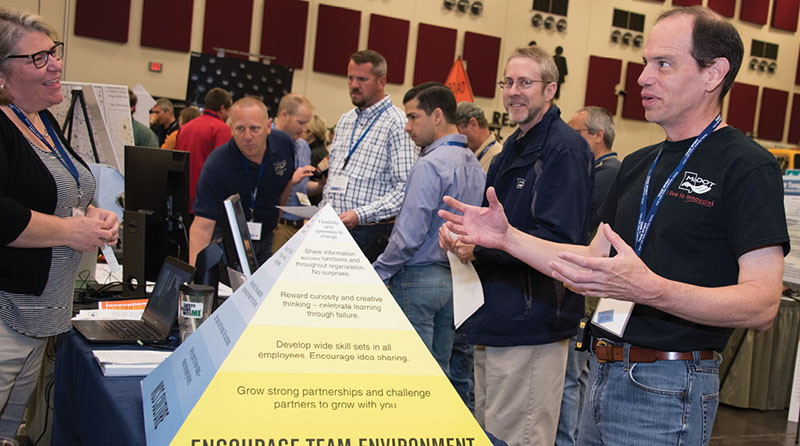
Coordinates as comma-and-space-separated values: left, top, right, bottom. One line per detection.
372, 133, 486, 283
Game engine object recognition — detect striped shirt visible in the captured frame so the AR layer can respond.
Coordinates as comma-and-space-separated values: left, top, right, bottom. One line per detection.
322, 95, 418, 224
0, 139, 95, 337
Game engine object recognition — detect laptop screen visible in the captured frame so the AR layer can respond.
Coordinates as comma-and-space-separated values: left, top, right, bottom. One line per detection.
141, 257, 195, 335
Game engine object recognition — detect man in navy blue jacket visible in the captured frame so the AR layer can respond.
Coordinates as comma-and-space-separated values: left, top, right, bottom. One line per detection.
443, 46, 593, 445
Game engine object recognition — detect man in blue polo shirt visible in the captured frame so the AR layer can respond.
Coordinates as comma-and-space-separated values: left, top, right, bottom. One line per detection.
188, 97, 314, 266
372, 82, 485, 374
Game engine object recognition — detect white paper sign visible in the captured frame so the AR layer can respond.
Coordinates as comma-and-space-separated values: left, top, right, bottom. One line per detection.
591, 298, 634, 337
447, 251, 484, 329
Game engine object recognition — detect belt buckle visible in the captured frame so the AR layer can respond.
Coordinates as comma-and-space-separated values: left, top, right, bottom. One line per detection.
595, 340, 609, 364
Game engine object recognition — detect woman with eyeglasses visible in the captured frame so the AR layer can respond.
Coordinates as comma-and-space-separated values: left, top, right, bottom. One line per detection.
0, 7, 118, 440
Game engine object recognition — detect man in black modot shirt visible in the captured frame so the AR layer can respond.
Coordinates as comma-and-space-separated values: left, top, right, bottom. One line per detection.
440, 6, 789, 445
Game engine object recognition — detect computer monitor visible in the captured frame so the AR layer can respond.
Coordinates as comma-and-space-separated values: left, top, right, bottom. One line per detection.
221, 194, 259, 277
123, 146, 190, 290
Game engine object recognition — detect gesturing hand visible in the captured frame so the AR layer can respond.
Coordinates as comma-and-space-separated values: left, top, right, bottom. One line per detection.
438, 187, 510, 251
549, 224, 664, 304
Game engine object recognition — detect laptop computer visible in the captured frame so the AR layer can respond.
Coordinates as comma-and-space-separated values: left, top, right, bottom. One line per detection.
73, 257, 195, 343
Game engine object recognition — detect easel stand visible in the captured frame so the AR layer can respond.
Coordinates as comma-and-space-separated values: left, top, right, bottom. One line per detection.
62, 89, 101, 163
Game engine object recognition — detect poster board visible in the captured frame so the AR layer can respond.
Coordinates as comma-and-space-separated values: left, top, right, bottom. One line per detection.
783, 176, 800, 286
140, 205, 491, 445
789, 336, 800, 422
48, 82, 133, 174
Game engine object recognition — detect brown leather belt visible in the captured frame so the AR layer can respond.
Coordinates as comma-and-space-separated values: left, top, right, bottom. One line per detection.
593, 340, 715, 364
278, 218, 304, 228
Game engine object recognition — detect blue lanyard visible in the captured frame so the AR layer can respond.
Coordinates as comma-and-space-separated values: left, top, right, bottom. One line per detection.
424, 139, 468, 156
634, 114, 721, 255
476, 140, 496, 161
9, 104, 82, 194
241, 152, 267, 221
344, 103, 391, 168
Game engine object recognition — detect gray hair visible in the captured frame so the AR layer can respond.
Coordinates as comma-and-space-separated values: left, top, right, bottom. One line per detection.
505, 46, 559, 85
153, 98, 174, 114
455, 102, 489, 128
577, 106, 615, 149
0, 7, 58, 105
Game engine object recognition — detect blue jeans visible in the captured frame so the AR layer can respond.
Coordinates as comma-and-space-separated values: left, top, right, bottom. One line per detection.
579, 343, 721, 445
449, 328, 475, 412
555, 335, 589, 446
388, 264, 454, 374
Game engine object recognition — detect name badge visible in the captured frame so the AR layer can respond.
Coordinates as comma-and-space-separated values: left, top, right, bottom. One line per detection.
247, 221, 263, 241
296, 192, 311, 206
328, 175, 348, 194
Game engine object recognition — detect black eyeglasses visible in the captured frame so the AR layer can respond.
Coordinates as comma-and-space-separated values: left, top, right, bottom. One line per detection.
574, 128, 594, 134
6, 42, 64, 69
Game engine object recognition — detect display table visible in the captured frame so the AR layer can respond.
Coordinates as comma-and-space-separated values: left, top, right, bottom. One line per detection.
52, 330, 155, 446
719, 298, 800, 410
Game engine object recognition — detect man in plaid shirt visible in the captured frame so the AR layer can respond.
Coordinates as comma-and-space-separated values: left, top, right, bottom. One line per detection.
322, 50, 417, 259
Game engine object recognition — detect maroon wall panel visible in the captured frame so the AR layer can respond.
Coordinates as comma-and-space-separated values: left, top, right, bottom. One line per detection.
141, 0, 192, 52
313, 4, 360, 76
758, 88, 789, 141
74, 0, 130, 43
772, 0, 800, 32
261, 0, 308, 68
621, 62, 646, 121
462, 32, 502, 99
740, 0, 770, 25
707, 0, 736, 17
584, 56, 622, 115
789, 93, 800, 144
673, 0, 701, 6
202, 0, 252, 57
797, 46, 800, 86
727, 83, 759, 135
367, 14, 410, 84
413, 24, 457, 86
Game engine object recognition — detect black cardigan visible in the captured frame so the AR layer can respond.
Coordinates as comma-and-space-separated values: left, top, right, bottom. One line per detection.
0, 109, 91, 295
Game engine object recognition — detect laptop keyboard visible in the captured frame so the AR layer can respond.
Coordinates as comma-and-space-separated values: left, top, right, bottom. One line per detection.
101, 320, 162, 340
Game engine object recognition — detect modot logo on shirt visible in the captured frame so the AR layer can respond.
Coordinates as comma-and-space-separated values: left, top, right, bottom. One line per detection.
516, 178, 525, 189
678, 171, 715, 195
273, 160, 288, 176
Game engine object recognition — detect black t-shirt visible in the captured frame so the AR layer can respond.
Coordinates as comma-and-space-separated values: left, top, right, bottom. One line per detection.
597, 126, 789, 351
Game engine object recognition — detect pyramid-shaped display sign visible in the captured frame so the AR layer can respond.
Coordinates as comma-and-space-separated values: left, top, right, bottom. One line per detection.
141, 205, 492, 445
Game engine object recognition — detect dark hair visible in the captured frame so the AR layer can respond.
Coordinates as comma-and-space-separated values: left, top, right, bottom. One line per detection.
403, 82, 457, 124
350, 50, 387, 78
657, 6, 743, 104
204, 87, 232, 112
128, 88, 137, 109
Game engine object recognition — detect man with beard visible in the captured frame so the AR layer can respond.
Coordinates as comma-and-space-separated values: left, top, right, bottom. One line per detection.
322, 50, 417, 259
442, 46, 593, 445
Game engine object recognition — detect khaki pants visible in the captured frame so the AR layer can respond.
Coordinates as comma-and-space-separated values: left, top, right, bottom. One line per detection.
474, 339, 569, 446
272, 221, 301, 254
